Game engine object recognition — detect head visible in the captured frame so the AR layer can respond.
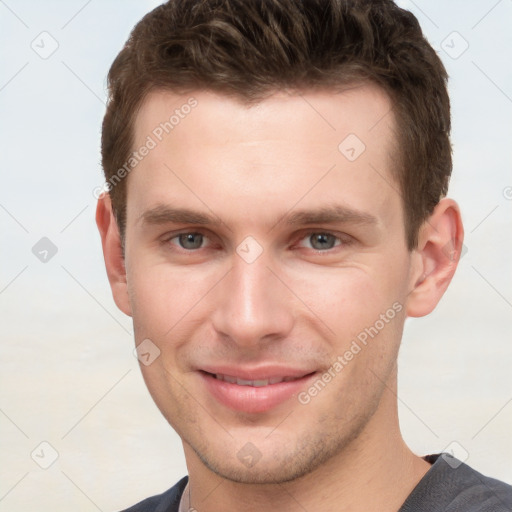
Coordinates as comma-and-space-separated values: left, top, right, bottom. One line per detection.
97, 0, 463, 485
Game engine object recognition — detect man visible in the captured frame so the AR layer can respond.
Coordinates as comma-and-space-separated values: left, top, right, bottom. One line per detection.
96, 0, 512, 510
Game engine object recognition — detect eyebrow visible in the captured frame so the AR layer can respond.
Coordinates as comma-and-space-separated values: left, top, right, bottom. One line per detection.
138, 204, 221, 226
138, 204, 378, 228
285, 206, 377, 226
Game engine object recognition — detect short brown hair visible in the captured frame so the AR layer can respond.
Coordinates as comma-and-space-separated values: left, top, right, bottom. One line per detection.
101, 0, 451, 250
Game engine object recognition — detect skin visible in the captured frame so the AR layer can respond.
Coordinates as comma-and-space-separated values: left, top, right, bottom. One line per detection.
96, 83, 464, 511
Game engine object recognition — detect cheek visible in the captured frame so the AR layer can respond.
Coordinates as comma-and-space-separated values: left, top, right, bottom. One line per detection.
288, 266, 396, 336
128, 260, 217, 338
288, 263, 407, 394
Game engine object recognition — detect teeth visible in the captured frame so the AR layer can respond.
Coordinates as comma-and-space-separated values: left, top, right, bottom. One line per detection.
252, 379, 269, 387
213, 373, 299, 386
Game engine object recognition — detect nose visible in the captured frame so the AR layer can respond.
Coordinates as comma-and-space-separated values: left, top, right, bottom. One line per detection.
210, 249, 295, 348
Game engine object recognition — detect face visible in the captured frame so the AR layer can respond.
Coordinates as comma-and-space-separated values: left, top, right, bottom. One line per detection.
120, 85, 420, 483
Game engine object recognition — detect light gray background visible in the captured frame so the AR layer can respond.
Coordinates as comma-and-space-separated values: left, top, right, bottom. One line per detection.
1, 1, 511, 511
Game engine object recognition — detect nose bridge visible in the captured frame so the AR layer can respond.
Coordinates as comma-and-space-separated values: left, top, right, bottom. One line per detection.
211, 248, 294, 345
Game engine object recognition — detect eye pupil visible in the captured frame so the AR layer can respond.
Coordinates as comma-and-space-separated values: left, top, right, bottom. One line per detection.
179, 233, 203, 249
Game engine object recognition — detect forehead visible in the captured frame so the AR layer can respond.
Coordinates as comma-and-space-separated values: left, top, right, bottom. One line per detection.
134, 84, 395, 149
128, 84, 400, 232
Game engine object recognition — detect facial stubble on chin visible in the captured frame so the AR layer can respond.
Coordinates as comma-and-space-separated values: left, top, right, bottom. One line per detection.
180, 378, 386, 486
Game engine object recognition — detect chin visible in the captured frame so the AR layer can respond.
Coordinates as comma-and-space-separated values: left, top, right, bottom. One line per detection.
189, 430, 347, 485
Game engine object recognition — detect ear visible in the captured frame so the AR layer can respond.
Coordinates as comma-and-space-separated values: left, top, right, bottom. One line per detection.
406, 198, 464, 317
95, 193, 132, 317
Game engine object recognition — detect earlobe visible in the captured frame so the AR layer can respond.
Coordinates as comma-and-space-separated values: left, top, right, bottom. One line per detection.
406, 198, 464, 318
95, 193, 132, 317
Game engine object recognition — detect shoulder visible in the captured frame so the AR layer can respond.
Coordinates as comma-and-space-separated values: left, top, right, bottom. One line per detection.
118, 476, 188, 512
400, 453, 512, 512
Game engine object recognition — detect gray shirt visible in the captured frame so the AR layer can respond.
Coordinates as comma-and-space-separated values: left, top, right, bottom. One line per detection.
398, 453, 512, 511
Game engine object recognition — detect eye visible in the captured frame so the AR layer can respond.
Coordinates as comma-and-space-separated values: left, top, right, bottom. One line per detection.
168, 232, 208, 250
299, 232, 344, 251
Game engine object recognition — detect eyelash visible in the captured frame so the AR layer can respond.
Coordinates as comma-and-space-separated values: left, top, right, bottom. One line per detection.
161, 229, 352, 254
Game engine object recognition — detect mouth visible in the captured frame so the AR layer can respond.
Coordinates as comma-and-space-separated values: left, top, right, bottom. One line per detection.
198, 368, 317, 413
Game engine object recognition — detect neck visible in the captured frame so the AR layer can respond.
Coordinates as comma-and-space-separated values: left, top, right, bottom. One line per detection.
183, 373, 431, 512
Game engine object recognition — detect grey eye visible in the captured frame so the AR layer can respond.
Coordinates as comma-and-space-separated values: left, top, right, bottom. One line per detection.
178, 233, 204, 250
308, 233, 338, 250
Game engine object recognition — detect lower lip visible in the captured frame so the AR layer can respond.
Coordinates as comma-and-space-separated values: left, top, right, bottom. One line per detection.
200, 372, 316, 413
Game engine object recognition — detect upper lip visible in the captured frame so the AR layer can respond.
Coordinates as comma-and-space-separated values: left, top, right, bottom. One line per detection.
199, 365, 316, 381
